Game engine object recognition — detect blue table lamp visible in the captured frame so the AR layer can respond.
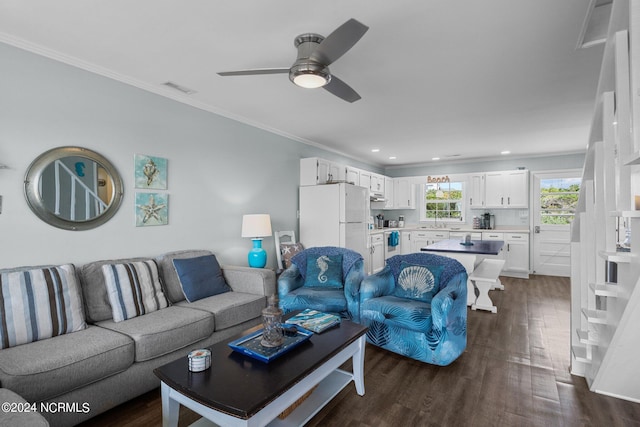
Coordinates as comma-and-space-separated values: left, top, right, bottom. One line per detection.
241, 214, 272, 268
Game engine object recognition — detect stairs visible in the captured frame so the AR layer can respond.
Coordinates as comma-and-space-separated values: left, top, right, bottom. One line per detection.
570, 0, 640, 403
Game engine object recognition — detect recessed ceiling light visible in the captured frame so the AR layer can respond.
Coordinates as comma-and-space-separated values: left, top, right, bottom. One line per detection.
389, 156, 397, 160
432, 157, 440, 161
501, 151, 511, 155
371, 148, 380, 153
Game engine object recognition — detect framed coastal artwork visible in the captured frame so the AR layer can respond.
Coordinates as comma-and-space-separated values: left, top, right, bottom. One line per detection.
135, 192, 168, 226
134, 154, 167, 190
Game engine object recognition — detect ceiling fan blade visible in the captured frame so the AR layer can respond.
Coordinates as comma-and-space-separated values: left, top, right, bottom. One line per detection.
217, 68, 289, 76
323, 75, 361, 103
309, 18, 369, 66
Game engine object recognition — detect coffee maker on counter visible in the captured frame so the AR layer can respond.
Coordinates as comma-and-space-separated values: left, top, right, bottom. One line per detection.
474, 212, 495, 229
481, 212, 495, 229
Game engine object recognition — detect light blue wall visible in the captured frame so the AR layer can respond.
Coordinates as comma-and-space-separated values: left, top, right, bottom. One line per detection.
0, 42, 376, 268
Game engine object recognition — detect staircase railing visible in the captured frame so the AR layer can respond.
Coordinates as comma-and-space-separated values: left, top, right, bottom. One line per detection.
53, 160, 107, 220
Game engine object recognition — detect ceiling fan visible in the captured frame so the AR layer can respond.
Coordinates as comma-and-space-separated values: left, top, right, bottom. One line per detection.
217, 19, 369, 103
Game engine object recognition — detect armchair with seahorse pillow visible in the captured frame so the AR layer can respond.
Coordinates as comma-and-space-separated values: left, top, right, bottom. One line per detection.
277, 247, 364, 322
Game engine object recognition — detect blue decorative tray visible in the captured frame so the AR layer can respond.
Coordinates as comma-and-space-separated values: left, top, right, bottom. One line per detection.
228, 325, 313, 363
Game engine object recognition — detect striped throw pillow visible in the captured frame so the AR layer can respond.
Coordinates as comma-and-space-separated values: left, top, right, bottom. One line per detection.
102, 260, 169, 322
0, 264, 87, 349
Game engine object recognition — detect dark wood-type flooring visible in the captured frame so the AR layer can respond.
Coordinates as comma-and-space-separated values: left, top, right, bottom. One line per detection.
80, 275, 640, 426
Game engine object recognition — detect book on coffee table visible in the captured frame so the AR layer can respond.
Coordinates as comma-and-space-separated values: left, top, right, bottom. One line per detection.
285, 309, 341, 333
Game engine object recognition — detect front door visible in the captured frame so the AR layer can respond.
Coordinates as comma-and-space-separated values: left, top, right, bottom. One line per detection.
531, 170, 581, 276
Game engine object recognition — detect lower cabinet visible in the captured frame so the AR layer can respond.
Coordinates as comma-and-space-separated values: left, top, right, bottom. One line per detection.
400, 231, 412, 255
504, 233, 529, 276
410, 230, 449, 252
481, 231, 529, 278
369, 233, 385, 274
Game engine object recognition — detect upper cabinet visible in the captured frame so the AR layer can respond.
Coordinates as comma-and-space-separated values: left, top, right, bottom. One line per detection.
370, 174, 385, 196
345, 166, 360, 185
384, 177, 394, 209
484, 170, 529, 208
393, 178, 416, 209
468, 173, 485, 208
300, 158, 344, 185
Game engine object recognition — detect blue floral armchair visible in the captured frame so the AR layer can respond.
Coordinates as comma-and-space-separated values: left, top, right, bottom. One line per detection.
360, 253, 467, 366
278, 246, 365, 322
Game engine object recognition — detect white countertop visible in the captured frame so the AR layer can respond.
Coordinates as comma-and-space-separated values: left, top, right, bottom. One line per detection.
369, 225, 530, 235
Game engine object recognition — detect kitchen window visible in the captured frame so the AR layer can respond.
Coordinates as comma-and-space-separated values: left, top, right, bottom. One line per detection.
420, 181, 465, 223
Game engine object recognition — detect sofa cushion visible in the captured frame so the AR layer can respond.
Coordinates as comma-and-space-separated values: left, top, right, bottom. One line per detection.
176, 292, 265, 331
0, 325, 133, 402
102, 260, 169, 322
96, 306, 214, 362
172, 254, 231, 302
304, 254, 343, 288
79, 257, 152, 323
361, 295, 432, 333
0, 264, 86, 349
393, 261, 443, 303
156, 250, 214, 303
279, 287, 348, 316
0, 389, 49, 426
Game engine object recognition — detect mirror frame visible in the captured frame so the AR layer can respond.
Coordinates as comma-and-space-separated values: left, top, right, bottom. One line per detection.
24, 146, 124, 231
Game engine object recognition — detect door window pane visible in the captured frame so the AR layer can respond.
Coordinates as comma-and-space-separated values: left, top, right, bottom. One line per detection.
540, 178, 581, 225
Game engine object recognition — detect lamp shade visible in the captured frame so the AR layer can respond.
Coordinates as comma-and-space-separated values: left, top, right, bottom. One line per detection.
241, 214, 272, 238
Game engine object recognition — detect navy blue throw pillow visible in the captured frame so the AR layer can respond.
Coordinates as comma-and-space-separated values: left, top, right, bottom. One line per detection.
304, 254, 343, 288
172, 255, 231, 302
394, 261, 444, 302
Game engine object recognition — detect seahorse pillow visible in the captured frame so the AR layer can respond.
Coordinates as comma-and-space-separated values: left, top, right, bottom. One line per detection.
394, 261, 444, 303
304, 254, 343, 288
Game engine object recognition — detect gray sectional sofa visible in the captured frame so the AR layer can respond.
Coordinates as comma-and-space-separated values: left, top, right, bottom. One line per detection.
0, 250, 275, 427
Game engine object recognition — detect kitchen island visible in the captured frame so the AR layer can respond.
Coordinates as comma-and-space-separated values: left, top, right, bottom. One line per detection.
422, 239, 505, 310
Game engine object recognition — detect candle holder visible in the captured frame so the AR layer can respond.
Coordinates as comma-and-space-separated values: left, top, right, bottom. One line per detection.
261, 295, 284, 348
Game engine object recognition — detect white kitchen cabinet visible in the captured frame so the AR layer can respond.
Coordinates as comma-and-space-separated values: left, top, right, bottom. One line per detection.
400, 231, 412, 255
345, 166, 360, 185
484, 170, 528, 208
359, 172, 372, 193
370, 233, 385, 274
468, 173, 485, 209
300, 158, 344, 185
410, 231, 430, 253
394, 178, 416, 209
449, 231, 482, 240
370, 174, 385, 196
481, 231, 505, 260
504, 233, 529, 276
384, 177, 394, 209
410, 230, 449, 252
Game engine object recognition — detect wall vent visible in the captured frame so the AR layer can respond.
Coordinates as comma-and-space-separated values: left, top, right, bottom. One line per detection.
162, 81, 197, 95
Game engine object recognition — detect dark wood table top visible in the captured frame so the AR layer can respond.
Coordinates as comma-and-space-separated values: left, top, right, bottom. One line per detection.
421, 239, 504, 255
153, 319, 368, 420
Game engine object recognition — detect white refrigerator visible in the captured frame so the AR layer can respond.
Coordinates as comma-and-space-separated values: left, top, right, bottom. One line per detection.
299, 183, 369, 259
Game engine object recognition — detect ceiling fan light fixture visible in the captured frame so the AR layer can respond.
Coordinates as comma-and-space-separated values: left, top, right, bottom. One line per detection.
293, 72, 329, 89
289, 60, 330, 89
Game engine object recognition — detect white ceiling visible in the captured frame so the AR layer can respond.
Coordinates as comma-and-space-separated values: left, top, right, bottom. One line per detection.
0, 0, 604, 167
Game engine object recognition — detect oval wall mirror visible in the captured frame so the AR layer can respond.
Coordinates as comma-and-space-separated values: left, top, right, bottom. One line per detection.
24, 146, 124, 231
